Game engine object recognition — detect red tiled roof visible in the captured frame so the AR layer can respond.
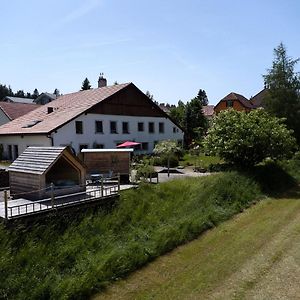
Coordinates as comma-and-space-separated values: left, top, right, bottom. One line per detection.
220, 92, 254, 109
0, 83, 131, 135
250, 88, 269, 108
0, 102, 39, 120
202, 105, 215, 116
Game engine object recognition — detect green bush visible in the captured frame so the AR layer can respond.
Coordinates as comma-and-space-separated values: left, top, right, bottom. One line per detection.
204, 109, 297, 168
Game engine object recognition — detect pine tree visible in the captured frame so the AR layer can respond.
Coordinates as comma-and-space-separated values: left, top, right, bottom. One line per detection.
263, 43, 300, 143
81, 78, 91, 90
196, 89, 209, 106
32, 88, 39, 99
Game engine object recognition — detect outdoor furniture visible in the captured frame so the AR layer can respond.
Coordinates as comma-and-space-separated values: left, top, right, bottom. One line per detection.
90, 173, 103, 184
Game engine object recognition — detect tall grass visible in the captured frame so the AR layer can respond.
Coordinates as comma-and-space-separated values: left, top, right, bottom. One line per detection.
0, 161, 297, 299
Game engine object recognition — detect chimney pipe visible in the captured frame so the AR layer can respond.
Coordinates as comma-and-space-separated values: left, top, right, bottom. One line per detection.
98, 73, 107, 88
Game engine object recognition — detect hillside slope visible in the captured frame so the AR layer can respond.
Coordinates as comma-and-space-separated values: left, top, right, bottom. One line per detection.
95, 189, 300, 299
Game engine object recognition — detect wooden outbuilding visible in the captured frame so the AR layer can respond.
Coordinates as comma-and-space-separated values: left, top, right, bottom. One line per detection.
81, 149, 133, 183
8, 146, 86, 200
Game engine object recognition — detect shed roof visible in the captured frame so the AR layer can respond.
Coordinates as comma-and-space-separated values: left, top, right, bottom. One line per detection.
8, 146, 82, 175
0, 102, 39, 120
3, 96, 35, 104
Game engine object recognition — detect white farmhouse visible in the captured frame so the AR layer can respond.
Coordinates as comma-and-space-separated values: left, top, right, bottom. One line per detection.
0, 81, 184, 160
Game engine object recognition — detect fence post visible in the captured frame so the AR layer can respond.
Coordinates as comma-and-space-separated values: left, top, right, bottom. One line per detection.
4, 190, 8, 219
118, 173, 120, 193
101, 177, 104, 198
51, 182, 55, 208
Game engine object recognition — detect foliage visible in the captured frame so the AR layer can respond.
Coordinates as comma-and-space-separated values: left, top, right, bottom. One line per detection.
153, 154, 179, 168
81, 78, 92, 90
0, 84, 13, 100
154, 140, 180, 175
263, 43, 300, 144
169, 89, 209, 143
53, 88, 60, 97
169, 100, 186, 128
135, 157, 155, 180
145, 90, 154, 100
196, 89, 209, 106
204, 109, 297, 168
32, 88, 39, 99
184, 97, 208, 142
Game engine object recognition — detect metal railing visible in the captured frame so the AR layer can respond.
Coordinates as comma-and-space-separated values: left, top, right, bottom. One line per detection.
3, 174, 121, 219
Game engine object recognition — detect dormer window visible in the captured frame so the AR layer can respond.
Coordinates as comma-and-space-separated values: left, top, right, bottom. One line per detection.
22, 120, 42, 128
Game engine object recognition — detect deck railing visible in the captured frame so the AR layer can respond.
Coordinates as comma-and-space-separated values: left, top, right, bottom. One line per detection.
3, 175, 121, 219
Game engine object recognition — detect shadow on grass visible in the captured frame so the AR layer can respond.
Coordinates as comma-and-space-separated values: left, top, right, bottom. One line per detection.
246, 162, 297, 198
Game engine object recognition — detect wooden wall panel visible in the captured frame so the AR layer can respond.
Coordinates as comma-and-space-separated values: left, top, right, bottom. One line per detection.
88, 84, 166, 117
83, 152, 130, 175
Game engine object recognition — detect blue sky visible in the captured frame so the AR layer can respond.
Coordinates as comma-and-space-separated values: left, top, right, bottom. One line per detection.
1, 0, 300, 105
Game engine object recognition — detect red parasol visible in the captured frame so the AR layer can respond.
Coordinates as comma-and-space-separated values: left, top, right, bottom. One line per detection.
116, 141, 141, 148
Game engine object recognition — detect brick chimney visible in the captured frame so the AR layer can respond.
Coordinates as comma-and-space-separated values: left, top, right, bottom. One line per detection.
98, 73, 107, 88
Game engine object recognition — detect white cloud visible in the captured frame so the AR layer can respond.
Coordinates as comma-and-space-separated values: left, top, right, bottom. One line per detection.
57, 0, 103, 26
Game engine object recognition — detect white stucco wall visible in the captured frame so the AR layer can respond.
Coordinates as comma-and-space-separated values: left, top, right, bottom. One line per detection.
52, 113, 184, 154
0, 113, 184, 160
0, 135, 51, 160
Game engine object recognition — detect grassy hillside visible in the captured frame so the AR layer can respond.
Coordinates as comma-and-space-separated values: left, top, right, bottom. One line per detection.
95, 193, 300, 300
0, 160, 299, 299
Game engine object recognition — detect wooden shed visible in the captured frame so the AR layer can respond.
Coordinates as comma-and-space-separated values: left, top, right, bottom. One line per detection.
8, 146, 86, 200
81, 149, 133, 183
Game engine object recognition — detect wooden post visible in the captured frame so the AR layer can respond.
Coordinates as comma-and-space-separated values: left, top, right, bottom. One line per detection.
51, 183, 55, 208
118, 173, 120, 193
4, 190, 8, 219
101, 177, 104, 198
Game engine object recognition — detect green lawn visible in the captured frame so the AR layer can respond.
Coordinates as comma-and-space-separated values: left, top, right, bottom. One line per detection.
180, 153, 222, 169
95, 188, 300, 300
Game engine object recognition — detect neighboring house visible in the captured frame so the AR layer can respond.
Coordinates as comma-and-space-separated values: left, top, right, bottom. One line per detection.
202, 105, 215, 119
214, 92, 254, 114
0, 82, 184, 160
34, 93, 57, 105
159, 103, 176, 114
3, 96, 35, 104
0, 102, 40, 126
250, 88, 269, 108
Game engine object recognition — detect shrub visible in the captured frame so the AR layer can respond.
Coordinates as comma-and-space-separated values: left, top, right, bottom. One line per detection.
204, 109, 297, 168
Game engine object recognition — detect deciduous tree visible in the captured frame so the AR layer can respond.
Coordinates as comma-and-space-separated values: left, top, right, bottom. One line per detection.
204, 109, 296, 168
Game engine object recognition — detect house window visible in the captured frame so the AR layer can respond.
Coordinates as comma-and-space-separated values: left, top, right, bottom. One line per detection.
8, 145, 12, 160
159, 122, 164, 133
142, 142, 149, 150
95, 121, 103, 133
76, 121, 83, 134
79, 144, 88, 151
93, 143, 104, 149
226, 100, 233, 107
14, 145, 19, 159
173, 127, 177, 133
122, 122, 129, 134
148, 122, 154, 133
138, 122, 144, 132
110, 121, 117, 134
